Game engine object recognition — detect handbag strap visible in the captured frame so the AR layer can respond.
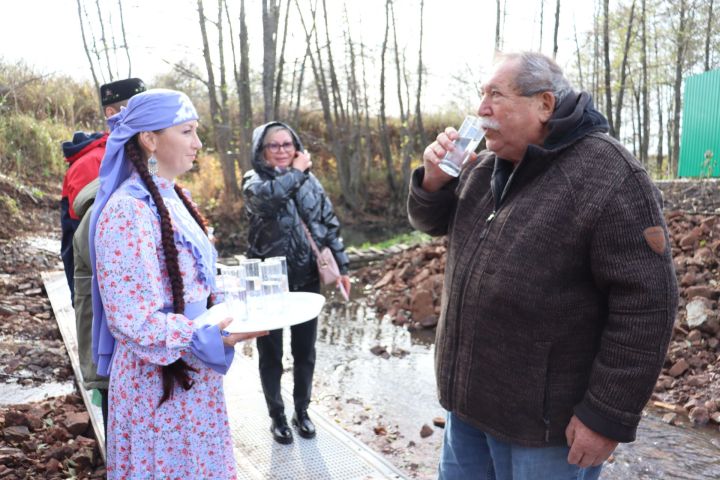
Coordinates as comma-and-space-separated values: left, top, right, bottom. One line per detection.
293, 200, 323, 260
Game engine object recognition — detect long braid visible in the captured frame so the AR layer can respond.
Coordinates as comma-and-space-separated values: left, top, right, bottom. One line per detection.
125, 137, 197, 406
174, 184, 208, 234
173, 184, 214, 309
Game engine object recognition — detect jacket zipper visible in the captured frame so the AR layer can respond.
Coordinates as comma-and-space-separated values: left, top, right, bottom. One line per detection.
447, 164, 521, 409
475, 161, 553, 443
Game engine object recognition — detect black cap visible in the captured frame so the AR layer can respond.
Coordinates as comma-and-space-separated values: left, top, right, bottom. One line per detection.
100, 78, 146, 106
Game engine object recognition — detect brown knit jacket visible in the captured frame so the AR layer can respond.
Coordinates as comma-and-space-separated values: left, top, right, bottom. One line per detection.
408, 94, 678, 447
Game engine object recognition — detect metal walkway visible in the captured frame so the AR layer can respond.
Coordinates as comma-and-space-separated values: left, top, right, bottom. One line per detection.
42, 271, 406, 479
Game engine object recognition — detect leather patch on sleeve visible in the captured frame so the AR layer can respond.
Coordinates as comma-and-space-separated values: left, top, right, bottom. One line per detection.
643, 226, 667, 255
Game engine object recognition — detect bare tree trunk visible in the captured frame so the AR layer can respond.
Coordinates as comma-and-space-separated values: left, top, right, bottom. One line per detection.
95, 0, 114, 81
573, 21, 584, 89
603, 0, 615, 137
415, 0, 427, 148
552, 0, 560, 59
217, 0, 228, 119
593, 1, 600, 101
389, 1, 413, 203
667, 114, 673, 177
379, 0, 398, 195
613, 0, 636, 140
390, 2, 405, 123
653, 28, 664, 176
495, 0, 502, 52
539, 0, 544, 51
705, 0, 714, 71
307, 4, 334, 132
632, 85, 640, 159
273, 0, 291, 118
108, 13, 120, 77
216, 0, 232, 177
295, 2, 330, 129
343, 5, 365, 206
671, 0, 687, 177
657, 95, 665, 176
223, 0, 240, 146
76, 0, 100, 101
227, 0, 254, 173
640, 0, 650, 166
262, 0, 281, 121
322, 0, 347, 124
83, 1, 106, 83
117, 0, 131, 77
197, 0, 239, 200
359, 34, 374, 183
292, 52, 308, 125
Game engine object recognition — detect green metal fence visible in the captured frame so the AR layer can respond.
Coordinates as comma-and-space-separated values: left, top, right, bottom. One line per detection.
678, 69, 720, 177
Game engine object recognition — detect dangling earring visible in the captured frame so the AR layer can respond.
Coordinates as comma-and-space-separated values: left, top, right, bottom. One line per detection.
148, 153, 159, 176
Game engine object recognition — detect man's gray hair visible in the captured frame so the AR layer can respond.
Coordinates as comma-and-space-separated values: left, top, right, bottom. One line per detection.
497, 52, 574, 109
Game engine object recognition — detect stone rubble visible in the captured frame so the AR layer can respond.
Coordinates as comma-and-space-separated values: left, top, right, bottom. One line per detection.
0, 239, 105, 479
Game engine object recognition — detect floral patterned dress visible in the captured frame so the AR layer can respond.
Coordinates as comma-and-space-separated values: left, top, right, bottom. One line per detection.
95, 173, 236, 479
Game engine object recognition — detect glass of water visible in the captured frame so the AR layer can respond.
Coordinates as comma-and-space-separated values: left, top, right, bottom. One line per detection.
266, 256, 289, 293
438, 115, 485, 177
240, 258, 262, 319
260, 260, 284, 315
220, 265, 247, 322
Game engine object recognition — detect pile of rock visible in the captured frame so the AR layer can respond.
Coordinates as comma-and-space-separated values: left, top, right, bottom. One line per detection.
356, 240, 446, 330
653, 212, 720, 428
0, 394, 104, 479
656, 179, 720, 214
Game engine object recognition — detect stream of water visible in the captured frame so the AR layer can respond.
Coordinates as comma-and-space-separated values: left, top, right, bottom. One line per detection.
312, 298, 720, 479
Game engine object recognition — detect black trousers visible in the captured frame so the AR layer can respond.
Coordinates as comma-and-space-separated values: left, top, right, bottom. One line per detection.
257, 280, 320, 418
60, 197, 80, 302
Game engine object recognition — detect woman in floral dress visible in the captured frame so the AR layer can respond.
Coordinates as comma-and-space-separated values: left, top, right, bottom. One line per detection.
88, 89, 266, 479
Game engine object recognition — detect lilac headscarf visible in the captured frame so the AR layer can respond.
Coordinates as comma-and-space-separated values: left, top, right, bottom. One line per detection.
89, 89, 199, 377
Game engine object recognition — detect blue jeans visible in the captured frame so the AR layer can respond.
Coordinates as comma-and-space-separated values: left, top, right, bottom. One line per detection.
439, 412, 603, 480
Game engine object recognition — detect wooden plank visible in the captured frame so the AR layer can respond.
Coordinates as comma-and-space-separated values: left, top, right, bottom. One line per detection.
41, 271, 106, 462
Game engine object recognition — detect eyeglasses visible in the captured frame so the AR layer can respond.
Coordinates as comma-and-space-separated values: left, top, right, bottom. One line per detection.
263, 141, 295, 153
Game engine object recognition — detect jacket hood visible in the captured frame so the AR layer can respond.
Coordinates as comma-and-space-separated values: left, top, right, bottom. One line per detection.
251, 121, 304, 177
73, 178, 100, 219
62, 132, 108, 164
543, 91, 609, 150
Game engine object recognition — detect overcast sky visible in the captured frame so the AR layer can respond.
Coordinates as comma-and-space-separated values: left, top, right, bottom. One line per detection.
1, 0, 596, 114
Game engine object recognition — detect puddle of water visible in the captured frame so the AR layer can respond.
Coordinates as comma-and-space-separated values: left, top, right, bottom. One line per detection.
313, 301, 444, 477
602, 411, 720, 479
313, 300, 720, 479
0, 381, 75, 406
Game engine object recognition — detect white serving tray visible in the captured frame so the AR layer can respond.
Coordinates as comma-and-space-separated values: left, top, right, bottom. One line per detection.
201, 292, 326, 333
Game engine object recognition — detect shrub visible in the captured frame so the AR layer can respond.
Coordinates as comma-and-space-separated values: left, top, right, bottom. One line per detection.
181, 153, 243, 215
0, 193, 19, 218
0, 114, 73, 181
0, 60, 102, 129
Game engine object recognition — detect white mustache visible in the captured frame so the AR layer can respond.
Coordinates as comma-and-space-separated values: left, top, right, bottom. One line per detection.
480, 119, 500, 130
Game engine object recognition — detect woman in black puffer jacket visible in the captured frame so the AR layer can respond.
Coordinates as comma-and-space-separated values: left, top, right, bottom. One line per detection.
242, 121, 350, 445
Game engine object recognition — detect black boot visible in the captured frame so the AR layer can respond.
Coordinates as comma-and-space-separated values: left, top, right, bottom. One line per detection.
270, 413, 293, 444
292, 410, 316, 439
